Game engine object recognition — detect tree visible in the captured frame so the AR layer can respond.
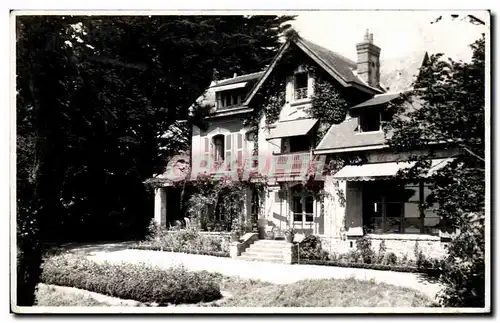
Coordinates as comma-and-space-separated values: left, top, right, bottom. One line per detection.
385, 27, 486, 307
15, 15, 294, 306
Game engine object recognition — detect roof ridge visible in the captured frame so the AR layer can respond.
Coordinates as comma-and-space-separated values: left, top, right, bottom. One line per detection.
216, 70, 265, 82
299, 37, 357, 67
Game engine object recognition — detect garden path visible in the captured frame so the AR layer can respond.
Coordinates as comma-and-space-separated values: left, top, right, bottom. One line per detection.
68, 243, 443, 301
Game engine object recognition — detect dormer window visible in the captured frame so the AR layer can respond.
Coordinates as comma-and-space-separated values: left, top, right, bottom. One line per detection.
359, 109, 381, 132
358, 108, 392, 132
217, 89, 244, 110
294, 72, 308, 101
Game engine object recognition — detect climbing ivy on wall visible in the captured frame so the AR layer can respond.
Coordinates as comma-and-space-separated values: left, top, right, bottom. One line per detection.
242, 39, 351, 150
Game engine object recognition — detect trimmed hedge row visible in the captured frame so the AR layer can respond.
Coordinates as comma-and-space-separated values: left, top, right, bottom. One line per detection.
131, 244, 230, 258
41, 255, 222, 305
297, 259, 440, 275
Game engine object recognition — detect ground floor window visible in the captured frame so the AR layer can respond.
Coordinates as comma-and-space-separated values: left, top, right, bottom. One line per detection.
291, 185, 314, 223
362, 180, 440, 235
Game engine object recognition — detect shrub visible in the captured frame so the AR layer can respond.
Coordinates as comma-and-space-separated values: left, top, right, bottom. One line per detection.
376, 240, 387, 263
356, 237, 375, 264
297, 235, 329, 260
383, 252, 398, 266
41, 255, 222, 305
135, 225, 231, 256
437, 212, 485, 307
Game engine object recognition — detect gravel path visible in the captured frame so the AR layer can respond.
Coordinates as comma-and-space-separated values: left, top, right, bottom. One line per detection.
77, 246, 442, 301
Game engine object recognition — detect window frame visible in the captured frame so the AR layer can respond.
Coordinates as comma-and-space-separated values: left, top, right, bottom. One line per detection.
212, 134, 225, 162
363, 181, 440, 236
293, 71, 309, 102
291, 185, 315, 224
359, 109, 382, 133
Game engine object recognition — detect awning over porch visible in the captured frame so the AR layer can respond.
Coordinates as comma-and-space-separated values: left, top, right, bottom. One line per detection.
332, 158, 454, 181
267, 118, 318, 140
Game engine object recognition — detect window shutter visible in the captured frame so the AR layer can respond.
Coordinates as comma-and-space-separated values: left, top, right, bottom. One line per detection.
236, 133, 243, 167
225, 134, 232, 169
201, 137, 210, 168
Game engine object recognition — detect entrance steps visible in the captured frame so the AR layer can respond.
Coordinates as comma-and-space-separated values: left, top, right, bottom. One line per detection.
238, 239, 289, 263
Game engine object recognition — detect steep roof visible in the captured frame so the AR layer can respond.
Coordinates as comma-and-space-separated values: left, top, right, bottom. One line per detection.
315, 117, 388, 152
243, 36, 382, 106
212, 71, 265, 88
351, 92, 402, 109
297, 38, 367, 87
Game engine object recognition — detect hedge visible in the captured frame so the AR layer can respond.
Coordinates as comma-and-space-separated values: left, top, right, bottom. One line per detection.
41, 254, 222, 305
131, 243, 230, 258
297, 259, 440, 275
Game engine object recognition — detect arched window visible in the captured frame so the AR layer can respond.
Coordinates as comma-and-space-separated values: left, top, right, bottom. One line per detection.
212, 135, 224, 162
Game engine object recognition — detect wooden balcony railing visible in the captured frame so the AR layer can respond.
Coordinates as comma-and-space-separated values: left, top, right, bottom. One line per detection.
271, 152, 312, 179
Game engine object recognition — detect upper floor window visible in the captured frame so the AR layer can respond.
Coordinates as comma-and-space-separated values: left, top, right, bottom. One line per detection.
294, 72, 308, 101
358, 108, 392, 133
217, 89, 244, 109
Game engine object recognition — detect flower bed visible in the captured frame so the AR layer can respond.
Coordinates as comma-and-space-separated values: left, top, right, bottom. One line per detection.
41, 254, 222, 305
296, 235, 442, 276
131, 243, 229, 258
297, 259, 440, 275
132, 224, 231, 257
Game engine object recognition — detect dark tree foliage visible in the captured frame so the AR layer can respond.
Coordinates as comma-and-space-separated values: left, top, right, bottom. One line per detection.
15, 15, 294, 306
385, 32, 486, 307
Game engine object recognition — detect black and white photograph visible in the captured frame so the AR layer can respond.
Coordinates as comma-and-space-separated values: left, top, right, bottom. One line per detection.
10, 8, 490, 314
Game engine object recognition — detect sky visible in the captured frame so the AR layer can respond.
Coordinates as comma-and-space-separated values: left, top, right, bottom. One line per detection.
291, 10, 489, 62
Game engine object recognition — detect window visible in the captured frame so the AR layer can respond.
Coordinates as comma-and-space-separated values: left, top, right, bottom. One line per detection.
294, 72, 308, 100
359, 108, 381, 132
362, 181, 440, 235
212, 135, 224, 162
289, 135, 311, 153
217, 90, 243, 109
291, 185, 314, 223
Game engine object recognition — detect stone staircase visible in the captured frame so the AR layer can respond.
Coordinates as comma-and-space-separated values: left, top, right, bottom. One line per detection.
238, 239, 289, 263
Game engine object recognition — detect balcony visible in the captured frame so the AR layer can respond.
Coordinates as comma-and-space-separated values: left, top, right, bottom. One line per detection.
294, 87, 308, 101
271, 152, 313, 180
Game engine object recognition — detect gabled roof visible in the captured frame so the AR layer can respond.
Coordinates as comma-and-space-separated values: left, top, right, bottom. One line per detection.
212, 71, 265, 88
243, 36, 383, 106
297, 38, 373, 89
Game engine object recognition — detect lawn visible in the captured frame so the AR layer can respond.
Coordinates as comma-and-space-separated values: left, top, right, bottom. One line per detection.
36, 284, 115, 307
36, 273, 434, 308
209, 275, 433, 307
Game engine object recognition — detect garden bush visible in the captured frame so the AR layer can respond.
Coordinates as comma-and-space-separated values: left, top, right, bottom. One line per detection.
437, 212, 485, 307
296, 235, 329, 261
41, 254, 222, 305
134, 222, 230, 257
297, 235, 441, 275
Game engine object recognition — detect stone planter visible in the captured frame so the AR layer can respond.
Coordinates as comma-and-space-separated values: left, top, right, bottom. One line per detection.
285, 233, 294, 243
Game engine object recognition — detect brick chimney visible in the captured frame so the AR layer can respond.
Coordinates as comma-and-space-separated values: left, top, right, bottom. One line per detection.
356, 29, 381, 88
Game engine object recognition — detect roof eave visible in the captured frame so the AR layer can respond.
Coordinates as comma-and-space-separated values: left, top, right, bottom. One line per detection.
313, 144, 388, 155
243, 41, 291, 106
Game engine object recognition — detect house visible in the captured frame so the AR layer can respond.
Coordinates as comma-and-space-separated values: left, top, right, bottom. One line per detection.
151, 29, 456, 259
